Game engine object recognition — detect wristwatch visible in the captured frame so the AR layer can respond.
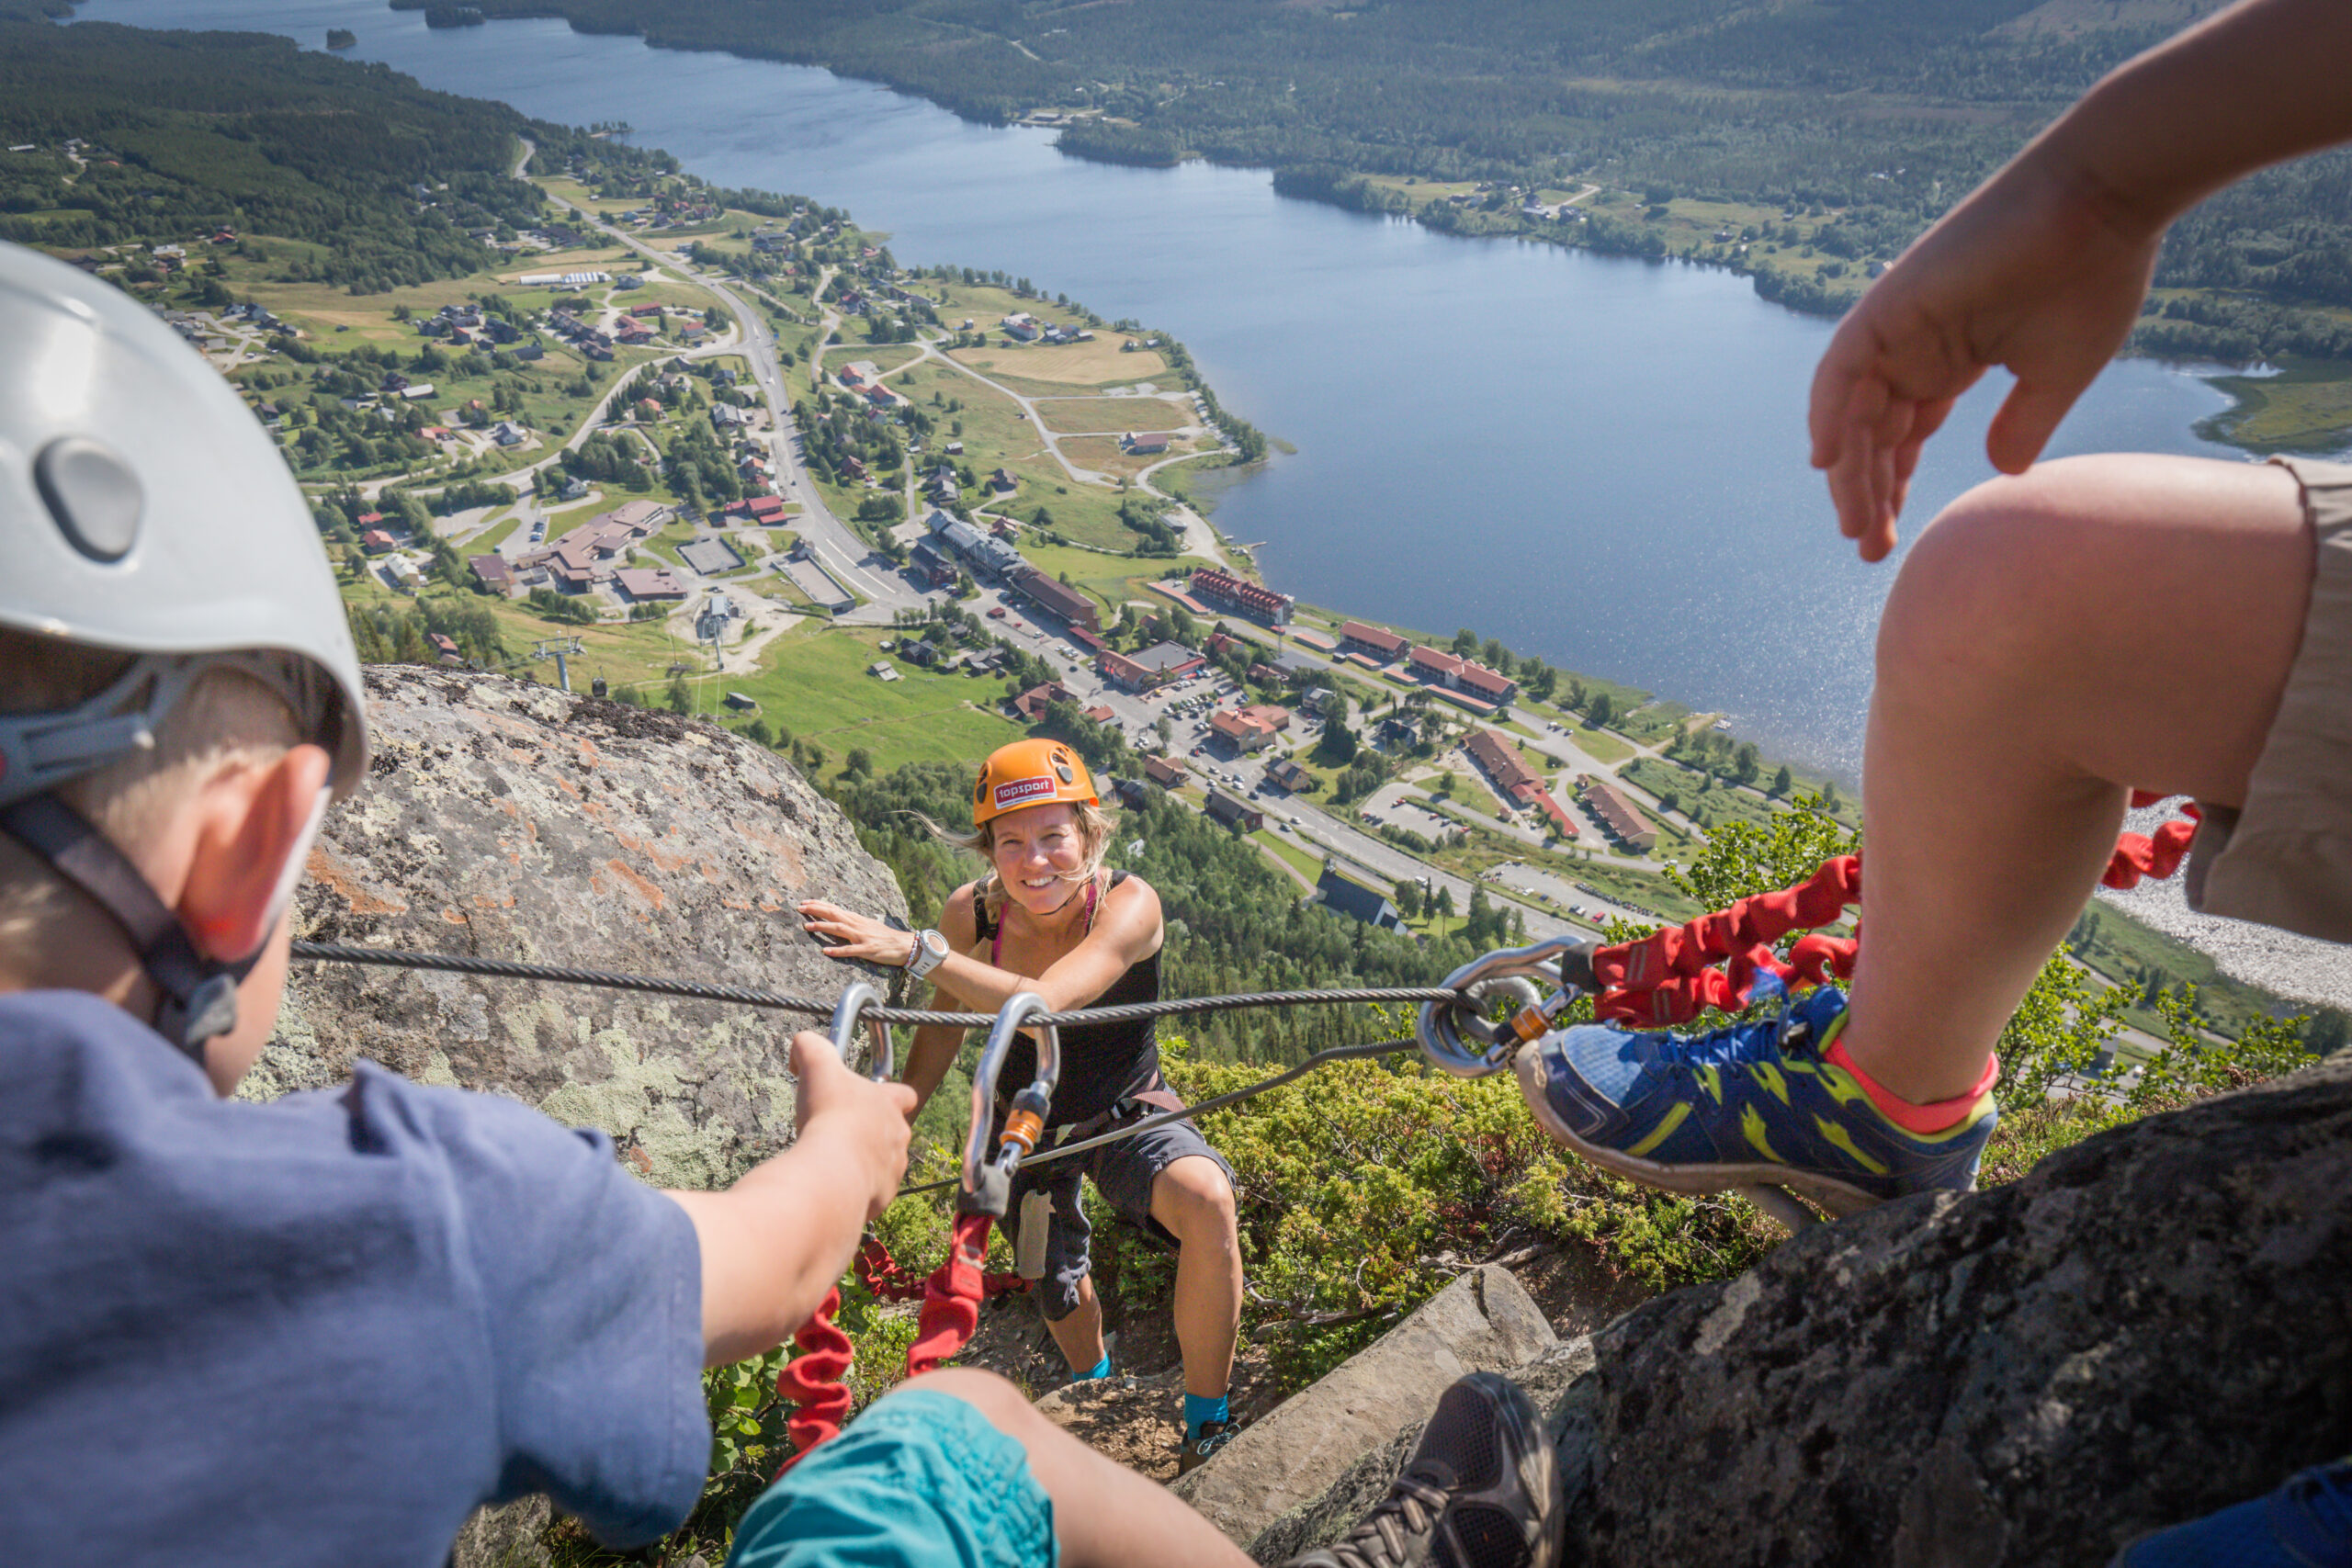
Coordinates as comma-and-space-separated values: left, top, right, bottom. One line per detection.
905, 927, 951, 981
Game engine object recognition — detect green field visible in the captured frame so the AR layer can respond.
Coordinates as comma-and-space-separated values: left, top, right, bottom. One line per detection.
1251, 828, 1325, 888
703, 624, 1025, 773
1031, 395, 1193, 435
2200, 358, 2352, 454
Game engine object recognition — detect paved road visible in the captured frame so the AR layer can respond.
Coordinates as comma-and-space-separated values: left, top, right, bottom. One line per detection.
530, 150, 919, 621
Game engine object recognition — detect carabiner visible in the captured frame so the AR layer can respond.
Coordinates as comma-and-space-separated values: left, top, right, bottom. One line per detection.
829, 980, 895, 1083
1417, 935, 1597, 1077
961, 991, 1061, 1217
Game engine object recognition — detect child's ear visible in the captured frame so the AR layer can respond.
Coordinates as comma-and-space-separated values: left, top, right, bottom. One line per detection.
178, 744, 334, 964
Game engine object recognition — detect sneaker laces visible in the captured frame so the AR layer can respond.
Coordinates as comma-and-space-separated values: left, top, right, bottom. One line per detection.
1642, 978, 1838, 1077
1317, 1461, 1457, 1568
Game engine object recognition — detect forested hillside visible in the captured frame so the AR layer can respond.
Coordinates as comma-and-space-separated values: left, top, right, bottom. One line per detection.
387, 0, 2352, 360
0, 3, 627, 290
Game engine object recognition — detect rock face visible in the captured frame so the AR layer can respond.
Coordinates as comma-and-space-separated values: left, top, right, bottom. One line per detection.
266, 668, 907, 1190
1172, 1264, 1559, 1548
1262, 1055, 2352, 1566
1562, 1054, 2352, 1567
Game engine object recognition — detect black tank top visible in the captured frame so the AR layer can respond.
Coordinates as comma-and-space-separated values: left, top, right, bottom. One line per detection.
972, 870, 1162, 1127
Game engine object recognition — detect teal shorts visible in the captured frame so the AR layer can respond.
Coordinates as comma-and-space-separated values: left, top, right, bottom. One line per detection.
726, 1389, 1058, 1568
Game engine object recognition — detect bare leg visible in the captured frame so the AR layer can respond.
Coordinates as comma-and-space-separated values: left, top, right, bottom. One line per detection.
1845, 454, 2312, 1102
906, 1369, 1253, 1568
1149, 1155, 1242, 1400
1044, 1273, 1105, 1375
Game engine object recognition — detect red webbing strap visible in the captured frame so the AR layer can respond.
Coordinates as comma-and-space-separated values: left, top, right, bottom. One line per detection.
773, 1286, 854, 1475
773, 1215, 1028, 1473
908, 1210, 996, 1379
1593, 798, 2201, 1027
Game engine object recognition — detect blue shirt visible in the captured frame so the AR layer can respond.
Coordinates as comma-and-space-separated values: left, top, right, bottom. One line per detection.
0, 990, 709, 1564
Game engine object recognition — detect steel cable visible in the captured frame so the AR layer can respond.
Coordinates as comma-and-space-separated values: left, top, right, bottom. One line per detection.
288, 941, 1464, 1028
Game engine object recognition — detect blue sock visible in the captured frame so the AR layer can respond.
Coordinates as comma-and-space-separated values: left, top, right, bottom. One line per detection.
1184, 1391, 1229, 1439
1078, 1352, 1113, 1382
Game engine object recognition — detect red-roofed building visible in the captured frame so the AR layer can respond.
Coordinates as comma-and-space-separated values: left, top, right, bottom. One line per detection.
1010, 682, 1074, 721
1009, 570, 1102, 632
1533, 796, 1577, 839
361, 529, 397, 554
1339, 620, 1409, 660
1578, 775, 1657, 852
1408, 645, 1517, 704
1144, 755, 1189, 790
1210, 709, 1277, 752
1188, 567, 1294, 627
1465, 728, 1545, 805
1082, 705, 1115, 725
1239, 703, 1292, 733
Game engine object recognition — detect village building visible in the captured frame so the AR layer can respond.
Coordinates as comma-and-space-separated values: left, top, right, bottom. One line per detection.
1577, 775, 1657, 852
1339, 620, 1411, 661
614, 567, 687, 603
1009, 682, 1074, 722
468, 554, 516, 596
1187, 567, 1295, 627
1007, 570, 1101, 631
1265, 757, 1314, 794
1465, 728, 1545, 807
1143, 755, 1190, 790
1100, 641, 1207, 693
1210, 709, 1277, 753
1408, 645, 1518, 705
1316, 863, 1401, 930
1123, 432, 1172, 456
1204, 789, 1264, 832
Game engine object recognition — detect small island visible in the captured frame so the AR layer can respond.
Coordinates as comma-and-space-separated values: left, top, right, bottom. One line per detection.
422, 6, 484, 28
324, 28, 355, 48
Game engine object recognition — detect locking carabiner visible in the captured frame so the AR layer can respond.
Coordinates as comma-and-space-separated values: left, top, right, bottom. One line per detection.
828, 979, 895, 1083
1416, 935, 1597, 1077
961, 991, 1061, 1218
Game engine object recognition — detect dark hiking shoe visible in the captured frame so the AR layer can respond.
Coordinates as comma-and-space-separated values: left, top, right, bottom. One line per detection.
2110, 1456, 2352, 1566
1177, 1417, 1234, 1476
1282, 1372, 1559, 1568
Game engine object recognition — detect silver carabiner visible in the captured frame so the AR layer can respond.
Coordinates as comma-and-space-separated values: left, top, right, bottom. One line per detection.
829, 979, 894, 1083
962, 991, 1061, 1215
1417, 935, 1597, 1077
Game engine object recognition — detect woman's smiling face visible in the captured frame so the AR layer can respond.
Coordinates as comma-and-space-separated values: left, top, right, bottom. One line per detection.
990, 802, 1089, 917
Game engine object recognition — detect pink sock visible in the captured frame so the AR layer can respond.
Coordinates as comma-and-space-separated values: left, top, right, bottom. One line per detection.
1826, 1036, 1998, 1134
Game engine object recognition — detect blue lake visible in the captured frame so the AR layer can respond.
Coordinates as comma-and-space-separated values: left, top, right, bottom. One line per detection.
81, 0, 2259, 777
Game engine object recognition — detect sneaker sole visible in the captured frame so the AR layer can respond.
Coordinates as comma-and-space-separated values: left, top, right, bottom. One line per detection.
1512, 1043, 1900, 1223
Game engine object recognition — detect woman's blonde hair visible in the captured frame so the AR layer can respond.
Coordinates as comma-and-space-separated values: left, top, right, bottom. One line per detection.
935, 798, 1116, 925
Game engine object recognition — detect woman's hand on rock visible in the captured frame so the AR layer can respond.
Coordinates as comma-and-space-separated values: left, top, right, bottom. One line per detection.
797, 898, 917, 966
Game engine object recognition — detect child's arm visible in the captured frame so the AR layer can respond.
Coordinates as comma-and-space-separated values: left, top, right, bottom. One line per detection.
1808, 0, 2352, 559
665, 1032, 916, 1365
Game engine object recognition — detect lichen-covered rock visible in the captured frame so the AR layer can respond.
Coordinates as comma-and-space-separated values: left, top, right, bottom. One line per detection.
1562, 1054, 2352, 1567
264, 668, 906, 1190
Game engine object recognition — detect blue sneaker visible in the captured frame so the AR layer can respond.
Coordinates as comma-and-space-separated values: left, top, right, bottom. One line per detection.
2111, 1457, 2352, 1566
1516, 983, 1996, 1221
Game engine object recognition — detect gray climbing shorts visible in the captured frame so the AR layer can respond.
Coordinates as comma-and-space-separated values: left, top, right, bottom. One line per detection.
2187, 454, 2352, 943
999, 1097, 1234, 1323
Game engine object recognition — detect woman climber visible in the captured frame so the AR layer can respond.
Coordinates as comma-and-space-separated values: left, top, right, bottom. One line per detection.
798, 737, 1246, 1474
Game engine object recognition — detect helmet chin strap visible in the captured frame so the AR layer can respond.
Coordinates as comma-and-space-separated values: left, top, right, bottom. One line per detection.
0, 789, 322, 1065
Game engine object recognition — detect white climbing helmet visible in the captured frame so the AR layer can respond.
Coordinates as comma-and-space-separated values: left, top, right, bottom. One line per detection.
0, 239, 368, 807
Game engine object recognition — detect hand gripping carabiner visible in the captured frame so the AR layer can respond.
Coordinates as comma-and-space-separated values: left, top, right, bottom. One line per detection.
961, 992, 1061, 1218
829, 979, 895, 1083
1417, 935, 1599, 1077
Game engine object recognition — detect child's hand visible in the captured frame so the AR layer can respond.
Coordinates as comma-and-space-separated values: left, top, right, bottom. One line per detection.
788, 1030, 918, 1221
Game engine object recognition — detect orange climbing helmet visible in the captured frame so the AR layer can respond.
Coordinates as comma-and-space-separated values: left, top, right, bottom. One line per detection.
971, 738, 1098, 826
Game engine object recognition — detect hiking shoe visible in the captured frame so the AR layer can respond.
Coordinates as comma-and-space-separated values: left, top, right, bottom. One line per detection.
2110, 1456, 2352, 1566
1177, 1418, 1234, 1476
1283, 1372, 1559, 1568
1517, 982, 1996, 1220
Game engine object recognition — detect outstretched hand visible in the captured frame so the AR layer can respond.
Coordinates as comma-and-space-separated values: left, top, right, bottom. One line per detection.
1808, 152, 2166, 561
798, 897, 916, 967
789, 1030, 916, 1223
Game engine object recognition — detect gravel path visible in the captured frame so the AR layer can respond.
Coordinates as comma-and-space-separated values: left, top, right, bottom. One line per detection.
2096, 803, 2352, 1013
